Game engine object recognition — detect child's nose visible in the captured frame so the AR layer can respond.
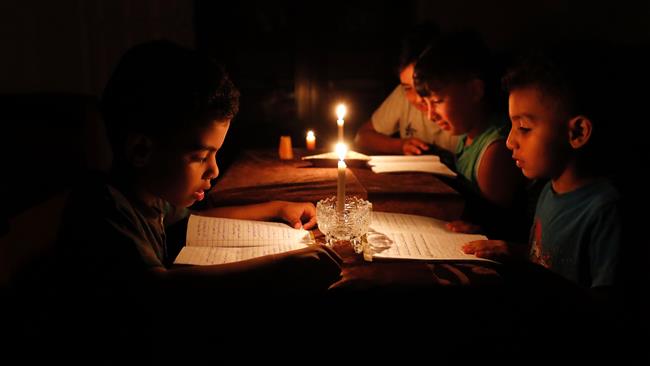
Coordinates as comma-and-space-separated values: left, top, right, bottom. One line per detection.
424, 100, 435, 121
206, 157, 219, 180
505, 131, 516, 150
427, 104, 441, 122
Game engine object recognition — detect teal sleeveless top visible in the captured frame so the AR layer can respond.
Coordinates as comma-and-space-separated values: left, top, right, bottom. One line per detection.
455, 123, 508, 193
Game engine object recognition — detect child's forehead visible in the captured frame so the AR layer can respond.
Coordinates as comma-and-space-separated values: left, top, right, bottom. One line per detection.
155, 127, 206, 148
519, 85, 561, 107
179, 121, 229, 150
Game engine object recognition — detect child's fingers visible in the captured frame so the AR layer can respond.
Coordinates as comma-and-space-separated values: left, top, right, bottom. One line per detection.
317, 244, 344, 266
462, 242, 477, 253
412, 139, 429, 150
302, 215, 317, 230
448, 220, 481, 233
404, 144, 422, 155
462, 239, 487, 254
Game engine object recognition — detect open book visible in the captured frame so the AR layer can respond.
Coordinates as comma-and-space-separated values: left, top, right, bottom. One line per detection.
368, 155, 457, 177
366, 211, 491, 262
173, 215, 313, 265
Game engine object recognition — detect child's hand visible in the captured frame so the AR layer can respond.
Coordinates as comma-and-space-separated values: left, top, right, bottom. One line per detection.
462, 239, 510, 260
279, 245, 343, 290
401, 137, 430, 155
277, 201, 317, 229
446, 220, 482, 234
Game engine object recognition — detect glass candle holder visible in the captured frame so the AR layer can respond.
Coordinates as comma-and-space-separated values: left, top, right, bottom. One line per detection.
316, 195, 372, 253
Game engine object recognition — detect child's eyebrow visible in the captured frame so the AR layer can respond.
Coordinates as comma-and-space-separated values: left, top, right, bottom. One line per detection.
510, 114, 535, 122
190, 144, 218, 152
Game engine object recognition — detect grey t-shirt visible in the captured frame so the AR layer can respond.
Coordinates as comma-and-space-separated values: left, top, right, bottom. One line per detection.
371, 85, 458, 152
55, 178, 190, 294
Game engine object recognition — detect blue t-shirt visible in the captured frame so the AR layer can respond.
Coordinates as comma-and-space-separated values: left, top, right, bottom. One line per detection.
529, 179, 622, 288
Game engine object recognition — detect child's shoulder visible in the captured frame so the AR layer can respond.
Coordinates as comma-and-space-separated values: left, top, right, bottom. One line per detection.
540, 178, 620, 209
66, 172, 155, 222
586, 179, 621, 207
557, 179, 620, 210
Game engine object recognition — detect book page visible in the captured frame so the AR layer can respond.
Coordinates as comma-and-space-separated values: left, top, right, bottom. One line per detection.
369, 161, 457, 177
368, 212, 491, 261
174, 243, 307, 265
185, 215, 312, 247
368, 155, 440, 163
174, 215, 313, 266
371, 211, 450, 234
371, 231, 490, 261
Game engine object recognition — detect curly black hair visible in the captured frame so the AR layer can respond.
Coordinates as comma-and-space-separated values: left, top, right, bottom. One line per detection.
397, 21, 440, 74
413, 30, 494, 97
502, 41, 618, 174
502, 42, 611, 123
101, 40, 240, 151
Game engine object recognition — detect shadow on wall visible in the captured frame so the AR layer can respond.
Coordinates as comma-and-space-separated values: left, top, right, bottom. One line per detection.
0, 93, 111, 287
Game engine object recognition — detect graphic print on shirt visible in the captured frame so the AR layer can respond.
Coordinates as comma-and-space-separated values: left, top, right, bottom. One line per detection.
405, 122, 417, 137
529, 218, 551, 268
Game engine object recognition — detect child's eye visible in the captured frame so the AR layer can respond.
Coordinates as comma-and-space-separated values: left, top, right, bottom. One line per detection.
518, 127, 531, 133
191, 155, 209, 163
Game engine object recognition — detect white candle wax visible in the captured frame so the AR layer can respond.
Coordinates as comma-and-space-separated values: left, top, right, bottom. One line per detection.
337, 159, 346, 213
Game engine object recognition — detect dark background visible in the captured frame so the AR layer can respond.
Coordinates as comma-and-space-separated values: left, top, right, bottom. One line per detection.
1, 3, 649, 361
1, 0, 649, 294
2, 1, 649, 149
2, 0, 649, 157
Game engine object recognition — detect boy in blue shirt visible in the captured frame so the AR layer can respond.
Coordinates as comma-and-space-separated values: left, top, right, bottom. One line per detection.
462, 45, 623, 296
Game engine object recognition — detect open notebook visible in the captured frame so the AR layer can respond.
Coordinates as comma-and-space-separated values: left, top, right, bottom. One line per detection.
368, 155, 457, 177
365, 211, 491, 262
173, 215, 313, 265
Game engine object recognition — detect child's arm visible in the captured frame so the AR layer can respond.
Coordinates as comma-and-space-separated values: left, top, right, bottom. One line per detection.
477, 141, 524, 208
150, 245, 342, 291
355, 120, 416, 154
198, 201, 317, 229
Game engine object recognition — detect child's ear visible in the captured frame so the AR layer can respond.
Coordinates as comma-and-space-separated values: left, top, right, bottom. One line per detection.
469, 78, 484, 102
125, 134, 154, 167
568, 116, 592, 149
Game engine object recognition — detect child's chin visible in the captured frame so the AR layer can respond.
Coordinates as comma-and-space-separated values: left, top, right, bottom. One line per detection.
522, 169, 536, 179
175, 198, 196, 208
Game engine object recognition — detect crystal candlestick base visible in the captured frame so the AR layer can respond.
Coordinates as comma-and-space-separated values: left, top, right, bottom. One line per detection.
316, 196, 372, 253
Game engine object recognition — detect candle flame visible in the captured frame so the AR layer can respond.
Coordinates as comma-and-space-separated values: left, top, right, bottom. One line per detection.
335, 142, 348, 160
336, 104, 347, 120
307, 130, 315, 138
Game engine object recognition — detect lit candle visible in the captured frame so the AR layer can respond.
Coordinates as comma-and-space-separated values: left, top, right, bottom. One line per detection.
335, 143, 347, 213
306, 130, 316, 150
336, 104, 346, 142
